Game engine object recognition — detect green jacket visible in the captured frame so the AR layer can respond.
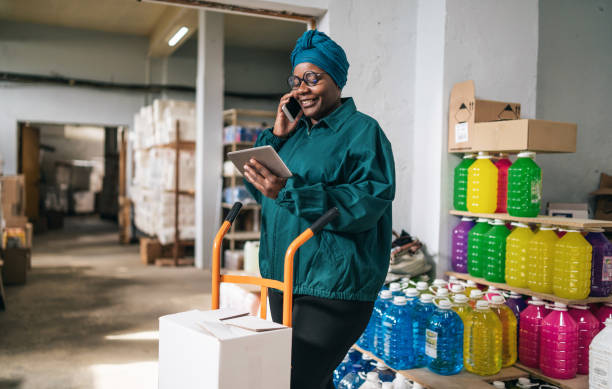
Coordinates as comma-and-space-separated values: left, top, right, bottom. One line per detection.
244, 98, 395, 301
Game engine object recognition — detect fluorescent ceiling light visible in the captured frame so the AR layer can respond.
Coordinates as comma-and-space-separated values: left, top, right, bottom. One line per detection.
168, 26, 189, 47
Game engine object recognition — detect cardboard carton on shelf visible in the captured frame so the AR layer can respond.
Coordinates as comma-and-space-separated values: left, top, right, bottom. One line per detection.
448, 80, 577, 153
547, 202, 589, 219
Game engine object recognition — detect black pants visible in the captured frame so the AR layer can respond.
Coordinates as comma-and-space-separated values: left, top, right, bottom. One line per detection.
269, 289, 374, 389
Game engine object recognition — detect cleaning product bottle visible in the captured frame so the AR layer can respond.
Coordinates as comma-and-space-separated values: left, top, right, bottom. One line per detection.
494, 153, 512, 213
505, 292, 528, 323
454, 153, 476, 211
358, 372, 382, 389
373, 361, 395, 383
540, 302, 579, 379
463, 300, 503, 376
589, 318, 612, 389
468, 218, 492, 277
448, 275, 460, 289
505, 222, 534, 288
553, 229, 592, 300
338, 370, 367, 389
450, 283, 466, 297
484, 286, 502, 302
568, 304, 600, 375
432, 278, 448, 290
585, 228, 612, 297
415, 281, 429, 296
372, 290, 394, 357
381, 383, 394, 389
451, 293, 473, 325
515, 377, 538, 388
484, 219, 511, 283
362, 353, 377, 372
596, 303, 612, 330
464, 280, 479, 297
391, 375, 411, 389
468, 289, 484, 309
526, 225, 558, 294
518, 297, 547, 368
467, 152, 498, 213
382, 296, 414, 370
506, 151, 542, 217
490, 295, 518, 367
492, 381, 505, 389
425, 299, 464, 375
334, 354, 353, 387
413, 294, 436, 367
389, 282, 403, 297
452, 217, 475, 273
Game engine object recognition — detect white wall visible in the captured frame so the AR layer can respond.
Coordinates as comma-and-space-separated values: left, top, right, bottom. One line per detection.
536, 0, 612, 209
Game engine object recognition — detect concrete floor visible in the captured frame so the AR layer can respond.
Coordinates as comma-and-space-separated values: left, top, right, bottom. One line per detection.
0, 216, 212, 389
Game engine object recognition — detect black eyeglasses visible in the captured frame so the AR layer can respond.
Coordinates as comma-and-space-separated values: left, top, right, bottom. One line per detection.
287, 71, 327, 89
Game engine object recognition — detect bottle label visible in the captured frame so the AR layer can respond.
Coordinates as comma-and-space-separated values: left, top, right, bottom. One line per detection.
603, 256, 612, 282
425, 329, 438, 358
590, 350, 611, 388
455, 122, 468, 143
530, 179, 542, 204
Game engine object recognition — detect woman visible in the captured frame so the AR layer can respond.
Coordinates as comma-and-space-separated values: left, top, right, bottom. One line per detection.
243, 29, 395, 389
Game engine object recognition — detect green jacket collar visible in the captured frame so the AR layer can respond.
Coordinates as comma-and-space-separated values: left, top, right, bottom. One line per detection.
301, 97, 356, 133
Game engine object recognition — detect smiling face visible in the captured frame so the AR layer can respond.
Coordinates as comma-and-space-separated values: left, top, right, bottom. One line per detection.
292, 62, 342, 124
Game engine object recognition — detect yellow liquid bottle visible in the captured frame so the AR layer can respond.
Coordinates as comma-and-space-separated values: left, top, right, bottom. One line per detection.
489, 296, 518, 367
464, 300, 503, 375
505, 223, 534, 288
451, 294, 473, 324
467, 152, 499, 213
464, 280, 478, 298
527, 225, 558, 293
553, 230, 592, 300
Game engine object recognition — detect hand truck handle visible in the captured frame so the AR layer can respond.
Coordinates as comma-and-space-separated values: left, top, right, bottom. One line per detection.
224, 202, 243, 223
309, 207, 340, 234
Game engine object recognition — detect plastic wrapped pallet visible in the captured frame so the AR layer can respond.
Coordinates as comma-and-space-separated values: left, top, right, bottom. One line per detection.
159, 149, 196, 192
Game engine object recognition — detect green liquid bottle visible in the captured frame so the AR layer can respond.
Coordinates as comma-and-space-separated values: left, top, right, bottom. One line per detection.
453, 154, 476, 211
467, 218, 492, 278
484, 219, 511, 283
507, 151, 542, 217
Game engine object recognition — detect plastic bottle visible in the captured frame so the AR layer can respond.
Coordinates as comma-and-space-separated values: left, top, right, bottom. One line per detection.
358, 372, 382, 389
468, 218, 493, 277
338, 370, 367, 389
568, 304, 600, 375
589, 318, 612, 389
505, 222, 534, 288
492, 382, 505, 389
467, 152, 498, 213
506, 151, 542, 217
450, 283, 466, 297
381, 383, 394, 389
494, 153, 512, 213
404, 288, 419, 306
372, 290, 394, 357
453, 153, 476, 211
362, 353, 377, 372
382, 296, 414, 370
334, 354, 353, 387
484, 286, 502, 302
553, 229, 592, 300
539, 302, 579, 379
432, 278, 448, 290
425, 299, 464, 375
391, 375, 411, 389
373, 361, 395, 383
431, 287, 450, 300
451, 294, 473, 325
484, 219, 511, 283
464, 280, 479, 297
505, 292, 528, 323
515, 377, 537, 388
490, 295, 518, 367
518, 297, 547, 368
448, 275, 459, 289
389, 282, 403, 297
526, 225, 558, 294
585, 228, 612, 297
468, 289, 484, 309
596, 303, 612, 330
413, 294, 436, 367
415, 282, 429, 296
463, 300, 503, 376
452, 217, 475, 273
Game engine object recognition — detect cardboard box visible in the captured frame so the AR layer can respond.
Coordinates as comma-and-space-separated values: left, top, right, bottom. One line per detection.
590, 173, 612, 221
1, 248, 30, 285
0, 175, 26, 225
547, 202, 589, 219
158, 309, 291, 389
448, 80, 521, 152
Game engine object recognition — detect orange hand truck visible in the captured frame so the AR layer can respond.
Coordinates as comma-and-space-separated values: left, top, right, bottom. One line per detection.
211, 202, 339, 327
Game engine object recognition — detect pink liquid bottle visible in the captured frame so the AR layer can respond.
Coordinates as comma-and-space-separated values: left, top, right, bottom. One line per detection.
539, 302, 579, 379
596, 303, 612, 330
484, 286, 502, 301
451, 217, 475, 273
568, 304, 600, 375
494, 153, 512, 213
518, 297, 547, 368
585, 228, 612, 297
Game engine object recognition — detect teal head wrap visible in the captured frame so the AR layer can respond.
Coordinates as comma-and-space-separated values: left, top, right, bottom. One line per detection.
290, 30, 349, 89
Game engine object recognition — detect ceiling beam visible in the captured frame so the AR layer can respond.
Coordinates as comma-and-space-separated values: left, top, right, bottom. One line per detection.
148, 6, 198, 57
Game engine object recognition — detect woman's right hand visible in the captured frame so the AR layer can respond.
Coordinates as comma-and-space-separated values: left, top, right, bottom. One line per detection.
273, 92, 303, 138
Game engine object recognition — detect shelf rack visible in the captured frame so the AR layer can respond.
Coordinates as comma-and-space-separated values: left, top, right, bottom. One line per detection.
352, 345, 527, 389
514, 363, 588, 389
449, 210, 612, 229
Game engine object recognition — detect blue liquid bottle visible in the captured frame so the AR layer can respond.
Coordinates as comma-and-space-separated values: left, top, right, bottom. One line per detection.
373, 361, 395, 382
413, 293, 436, 367
425, 299, 464, 375
382, 296, 415, 370
372, 290, 394, 357
333, 354, 352, 387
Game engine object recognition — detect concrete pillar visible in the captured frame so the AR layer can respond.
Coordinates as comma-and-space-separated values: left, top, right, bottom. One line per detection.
195, 10, 224, 269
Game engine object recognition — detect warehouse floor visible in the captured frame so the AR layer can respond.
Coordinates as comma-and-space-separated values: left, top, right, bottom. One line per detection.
0, 216, 211, 389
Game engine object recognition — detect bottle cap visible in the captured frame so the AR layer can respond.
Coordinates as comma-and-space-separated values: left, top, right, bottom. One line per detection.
569, 304, 588, 310
587, 227, 605, 233
433, 279, 448, 288
605, 302, 612, 308
393, 296, 407, 305
420, 293, 434, 303
528, 297, 546, 306
463, 153, 476, 159
380, 290, 393, 299
363, 353, 373, 361
461, 217, 475, 222
509, 292, 522, 298
565, 228, 581, 233
453, 294, 469, 304
539, 225, 555, 230
416, 281, 429, 291
470, 289, 483, 299
492, 381, 506, 389
382, 383, 394, 389
413, 383, 425, 389
552, 302, 568, 311
435, 288, 450, 297
376, 361, 388, 369
449, 275, 458, 283
518, 377, 531, 385
476, 300, 489, 310
405, 288, 419, 297
517, 151, 536, 158
477, 151, 491, 159
438, 299, 452, 309
491, 295, 505, 304
511, 222, 529, 228
490, 219, 505, 225
465, 280, 477, 287
488, 286, 499, 291
606, 317, 612, 327
389, 282, 401, 292
366, 372, 379, 382
451, 284, 465, 293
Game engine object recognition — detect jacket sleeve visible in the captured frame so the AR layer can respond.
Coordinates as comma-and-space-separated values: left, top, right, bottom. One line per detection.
274, 125, 395, 234
243, 128, 288, 204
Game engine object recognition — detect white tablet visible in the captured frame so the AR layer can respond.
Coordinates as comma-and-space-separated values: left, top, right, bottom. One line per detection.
227, 145, 293, 179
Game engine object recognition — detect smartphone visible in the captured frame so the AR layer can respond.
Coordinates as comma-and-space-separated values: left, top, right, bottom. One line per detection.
282, 97, 302, 122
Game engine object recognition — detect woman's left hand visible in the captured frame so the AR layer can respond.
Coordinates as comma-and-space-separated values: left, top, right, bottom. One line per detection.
243, 158, 287, 199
